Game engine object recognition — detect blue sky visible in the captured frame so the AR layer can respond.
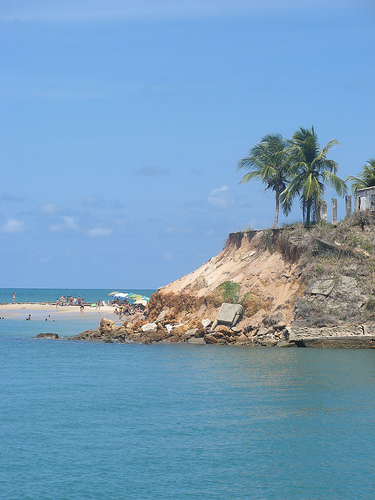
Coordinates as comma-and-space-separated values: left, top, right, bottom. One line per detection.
1, 0, 374, 288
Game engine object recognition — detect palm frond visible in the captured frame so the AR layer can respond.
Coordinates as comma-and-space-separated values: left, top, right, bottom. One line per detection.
322, 171, 348, 196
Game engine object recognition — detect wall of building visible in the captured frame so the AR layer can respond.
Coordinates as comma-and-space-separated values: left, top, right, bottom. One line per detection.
354, 187, 375, 212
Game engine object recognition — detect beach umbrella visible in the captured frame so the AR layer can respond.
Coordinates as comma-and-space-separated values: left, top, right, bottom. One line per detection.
108, 291, 120, 296
128, 293, 143, 300
114, 293, 128, 299
142, 296, 151, 302
134, 299, 148, 306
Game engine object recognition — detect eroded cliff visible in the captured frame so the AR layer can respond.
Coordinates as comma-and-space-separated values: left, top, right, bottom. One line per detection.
73, 211, 375, 346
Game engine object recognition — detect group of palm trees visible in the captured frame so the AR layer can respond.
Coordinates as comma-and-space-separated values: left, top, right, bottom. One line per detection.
237, 126, 375, 227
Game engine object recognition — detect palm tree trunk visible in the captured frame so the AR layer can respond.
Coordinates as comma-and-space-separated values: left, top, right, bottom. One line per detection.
306, 200, 311, 225
274, 188, 279, 228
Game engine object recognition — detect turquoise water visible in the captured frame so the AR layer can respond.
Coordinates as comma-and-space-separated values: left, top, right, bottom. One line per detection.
0, 288, 157, 304
1, 311, 375, 498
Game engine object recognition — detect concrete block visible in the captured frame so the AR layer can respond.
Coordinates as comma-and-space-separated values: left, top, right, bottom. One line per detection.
212, 303, 243, 330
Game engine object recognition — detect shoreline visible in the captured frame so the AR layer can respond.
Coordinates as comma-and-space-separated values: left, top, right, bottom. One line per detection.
0, 302, 120, 322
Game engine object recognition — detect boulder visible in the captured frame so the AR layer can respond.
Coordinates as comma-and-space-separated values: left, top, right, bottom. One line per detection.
204, 335, 217, 344
187, 337, 206, 344
155, 309, 168, 324
146, 331, 164, 342
235, 334, 250, 344
201, 318, 212, 329
183, 328, 199, 339
276, 340, 297, 348
35, 333, 59, 340
307, 279, 335, 297
260, 338, 278, 347
211, 303, 243, 331
216, 325, 232, 336
98, 318, 115, 335
141, 322, 158, 334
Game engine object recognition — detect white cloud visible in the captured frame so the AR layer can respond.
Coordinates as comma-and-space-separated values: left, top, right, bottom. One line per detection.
207, 186, 235, 210
40, 202, 58, 214
88, 227, 112, 237
49, 216, 80, 232
62, 216, 79, 230
2, 218, 25, 233
84, 196, 103, 207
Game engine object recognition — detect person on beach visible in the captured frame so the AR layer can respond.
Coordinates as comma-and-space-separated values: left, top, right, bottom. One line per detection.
56, 299, 59, 309
26, 314, 31, 320
80, 300, 84, 313
96, 299, 101, 310
13, 293, 15, 303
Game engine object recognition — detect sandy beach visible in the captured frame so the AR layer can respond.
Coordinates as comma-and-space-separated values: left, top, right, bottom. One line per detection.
0, 303, 120, 322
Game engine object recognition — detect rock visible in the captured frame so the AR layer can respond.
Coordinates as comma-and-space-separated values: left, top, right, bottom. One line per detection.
260, 338, 278, 347
204, 334, 219, 344
215, 325, 232, 336
287, 325, 365, 341
307, 279, 335, 297
286, 325, 375, 348
183, 328, 199, 339
233, 334, 251, 345
338, 276, 358, 295
73, 329, 95, 340
262, 313, 282, 327
211, 303, 243, 331
155, 309, 168, 324
274, 322, 287, 330
146, 331, 164, 342
141, 323, 158, 334
187, 337, 206, 344
201, 318, 211, 329
168, 336, 181, 343
257, 328, 270, 337
98, 318, 115, 335
35, 333, 59, 339
302, 337, 375, 348
276, 340, 296, 348
115, 327, 127, 336
362, 324, 375, 335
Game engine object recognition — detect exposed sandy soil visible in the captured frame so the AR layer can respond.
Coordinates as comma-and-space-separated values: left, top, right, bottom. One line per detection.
160, 230, 302, 326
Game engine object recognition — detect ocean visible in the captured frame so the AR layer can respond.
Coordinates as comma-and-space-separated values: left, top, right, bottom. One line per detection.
0, 288, 157, 305
1, 290, 375, 499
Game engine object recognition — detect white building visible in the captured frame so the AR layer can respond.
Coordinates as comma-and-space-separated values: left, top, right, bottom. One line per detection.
354, 186, 375, 212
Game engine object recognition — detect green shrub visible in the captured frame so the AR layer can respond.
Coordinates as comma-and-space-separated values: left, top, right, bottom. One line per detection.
215, 281, 240, 304
262, 229, 274, 254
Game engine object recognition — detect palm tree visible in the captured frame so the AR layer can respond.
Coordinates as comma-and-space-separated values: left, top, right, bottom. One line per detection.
237, 133, 291, 228
282, 126, 347, 225
346, 159, 375, 192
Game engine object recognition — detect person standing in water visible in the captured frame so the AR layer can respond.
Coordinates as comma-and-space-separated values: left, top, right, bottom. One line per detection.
13, 293, 15, 303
